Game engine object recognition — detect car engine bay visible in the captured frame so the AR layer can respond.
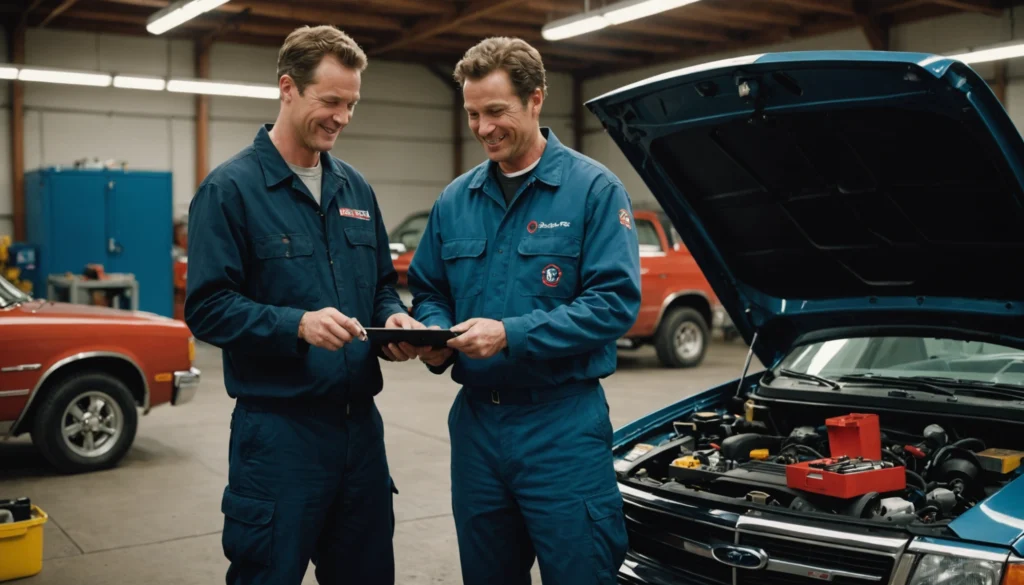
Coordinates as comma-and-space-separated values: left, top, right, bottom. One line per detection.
615, 398, 1024, 528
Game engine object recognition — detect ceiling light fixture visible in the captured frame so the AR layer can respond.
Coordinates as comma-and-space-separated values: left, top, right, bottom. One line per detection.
18, 67, 112, 87
948, 40, 1024, 64
542, 0, 701, 40
113, 75, 167, 91
147, 0, 231, 35
0, 65, 17, 80
167, 78, 279, 99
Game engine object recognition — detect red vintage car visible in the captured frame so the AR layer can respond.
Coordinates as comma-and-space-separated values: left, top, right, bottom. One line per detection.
0, 275, 199, 473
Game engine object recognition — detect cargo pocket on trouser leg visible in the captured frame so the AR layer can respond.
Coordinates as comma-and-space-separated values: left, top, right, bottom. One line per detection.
221, 487, 275, 567
585, 487, 628, 585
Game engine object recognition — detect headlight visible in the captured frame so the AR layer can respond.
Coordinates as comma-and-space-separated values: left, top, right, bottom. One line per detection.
907, 554, 1003, 585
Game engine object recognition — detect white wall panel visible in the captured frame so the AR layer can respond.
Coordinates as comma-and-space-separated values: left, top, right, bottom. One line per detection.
37, 111, 171, 170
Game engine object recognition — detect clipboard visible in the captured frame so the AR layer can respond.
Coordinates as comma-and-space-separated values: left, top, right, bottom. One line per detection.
364, 327, 459, 349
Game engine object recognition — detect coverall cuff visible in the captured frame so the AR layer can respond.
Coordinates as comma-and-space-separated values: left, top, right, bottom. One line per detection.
502, 316, 529, 360
279, 307, 307, 356
374, 302, 409, 328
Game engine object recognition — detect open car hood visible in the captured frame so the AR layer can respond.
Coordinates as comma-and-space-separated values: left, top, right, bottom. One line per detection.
587, 51, 1024, 367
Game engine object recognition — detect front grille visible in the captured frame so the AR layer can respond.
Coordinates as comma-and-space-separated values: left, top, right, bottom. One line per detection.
740, 534, 895, 576
622, 493, 898, 585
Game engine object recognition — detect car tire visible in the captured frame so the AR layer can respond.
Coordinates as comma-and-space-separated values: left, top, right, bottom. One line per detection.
655, 307, 709, 369
31, 371, 138, 474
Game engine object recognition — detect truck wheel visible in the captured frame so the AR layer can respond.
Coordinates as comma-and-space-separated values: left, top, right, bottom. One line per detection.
31, 371, 138, 474
655, 307, 709, 368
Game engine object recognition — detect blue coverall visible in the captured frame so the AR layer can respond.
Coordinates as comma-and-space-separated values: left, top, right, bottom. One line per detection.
408, 128, 642, 585
185, 124, 406, 585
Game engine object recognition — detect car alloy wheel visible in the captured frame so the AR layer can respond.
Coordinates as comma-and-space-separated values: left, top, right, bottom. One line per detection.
61, 390, 124, 458
674, 321, 704, 362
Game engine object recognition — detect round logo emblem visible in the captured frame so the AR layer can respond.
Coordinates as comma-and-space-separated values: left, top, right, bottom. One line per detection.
542, 264, 562, 287
527, 220, 538, 234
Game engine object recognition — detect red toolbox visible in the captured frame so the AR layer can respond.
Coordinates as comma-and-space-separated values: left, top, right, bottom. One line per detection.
826, 413, 881, 459
785, 457, 905, 498
787, 413, 904, 498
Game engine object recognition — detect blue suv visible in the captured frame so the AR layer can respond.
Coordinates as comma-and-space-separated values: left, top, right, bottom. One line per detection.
587, 51, 1024, 585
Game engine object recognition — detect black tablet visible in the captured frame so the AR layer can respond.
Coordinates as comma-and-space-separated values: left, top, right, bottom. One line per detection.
364, 327, 459, 349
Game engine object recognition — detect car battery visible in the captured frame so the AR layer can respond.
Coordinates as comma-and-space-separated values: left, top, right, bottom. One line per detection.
786, 456, 905, 499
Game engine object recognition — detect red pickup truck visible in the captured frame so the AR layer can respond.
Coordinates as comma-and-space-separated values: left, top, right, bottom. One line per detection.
388, 208, 729, 368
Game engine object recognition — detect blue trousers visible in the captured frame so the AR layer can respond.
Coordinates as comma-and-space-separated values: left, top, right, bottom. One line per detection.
448, 383, 628, 585
222, 398, 395, 585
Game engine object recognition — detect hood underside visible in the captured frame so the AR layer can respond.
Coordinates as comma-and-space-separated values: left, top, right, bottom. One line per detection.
587, 51, 1024, 365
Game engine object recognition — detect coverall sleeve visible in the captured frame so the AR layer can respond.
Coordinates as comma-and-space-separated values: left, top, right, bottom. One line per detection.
370, 195, 409, 327
407, 200, 455, 331
502, 181, 641, 360
184, 181, 307, 356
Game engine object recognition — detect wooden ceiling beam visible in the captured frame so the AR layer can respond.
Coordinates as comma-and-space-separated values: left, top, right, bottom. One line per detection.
876, 0, 999, 15
98, 0, 404, 31
424, 36, 644, 65
369, 0, 531, 56
752, 0, 856, 16
39, 0, 82, 27
616, 19, 733, 42
681, 4, 804, 28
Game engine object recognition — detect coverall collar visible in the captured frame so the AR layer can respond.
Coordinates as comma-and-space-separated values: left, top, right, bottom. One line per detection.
254, 123, 349, 188
469, 127, 566, 192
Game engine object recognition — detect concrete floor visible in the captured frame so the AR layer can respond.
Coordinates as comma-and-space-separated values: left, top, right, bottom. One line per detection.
0, 337, 759, 584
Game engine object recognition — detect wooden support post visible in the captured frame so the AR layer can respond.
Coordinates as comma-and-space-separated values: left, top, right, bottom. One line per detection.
452, 83, 463, 179
995, 61, 1008, 106
195, 39, 210, 189
9, 23, 25, 240
572, 73, 583, 154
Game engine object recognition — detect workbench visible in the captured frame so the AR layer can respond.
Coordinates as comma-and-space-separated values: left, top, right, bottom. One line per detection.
47, 274, 139, 312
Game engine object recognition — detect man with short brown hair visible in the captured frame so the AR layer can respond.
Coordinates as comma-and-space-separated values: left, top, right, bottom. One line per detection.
409, 36, 641, 585
186, 24, 423, 585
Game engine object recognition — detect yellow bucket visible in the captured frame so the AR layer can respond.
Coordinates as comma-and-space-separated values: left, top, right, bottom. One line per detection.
0, 505, 47, 582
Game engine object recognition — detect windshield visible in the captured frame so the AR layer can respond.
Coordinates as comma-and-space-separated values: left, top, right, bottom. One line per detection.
774, 336, 1024, 388
0, 276, 31, 308
388, 213, 429, 252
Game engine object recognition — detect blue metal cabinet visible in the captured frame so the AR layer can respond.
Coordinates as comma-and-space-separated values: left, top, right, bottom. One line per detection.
24, 167, 173, 317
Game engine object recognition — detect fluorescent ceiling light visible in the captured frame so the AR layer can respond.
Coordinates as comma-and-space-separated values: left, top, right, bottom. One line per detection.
167, 78, 279, 99
949, 40, 1024, 64
147, 0, 231, 35
542, 14, 608, 41
604, 0, 701, 24
542, 0, 701, 40
114, 75, 167, 91
0, 65, 17, 80
18, 67, 111, 87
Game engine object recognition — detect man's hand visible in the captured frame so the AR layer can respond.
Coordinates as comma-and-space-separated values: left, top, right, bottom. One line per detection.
420, 326, 455, 367
298, 308, 366, 351
448, 318, 507, 360
381, 312, 424, 362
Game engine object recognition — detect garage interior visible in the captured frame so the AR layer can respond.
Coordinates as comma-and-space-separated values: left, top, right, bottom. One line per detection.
1, 0, 1023, 584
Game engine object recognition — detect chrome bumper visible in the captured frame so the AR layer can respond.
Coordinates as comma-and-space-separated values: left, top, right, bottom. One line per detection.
172, 367, 200, 405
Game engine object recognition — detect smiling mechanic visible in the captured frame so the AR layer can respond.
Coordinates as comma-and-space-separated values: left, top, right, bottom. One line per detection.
407, 37, 642, 584
185, 26, 424, 585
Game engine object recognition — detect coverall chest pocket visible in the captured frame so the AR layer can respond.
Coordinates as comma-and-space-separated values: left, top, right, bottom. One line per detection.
252, 233, 321, 306
515, 236, 581, 299
343, 228, 378, 289
441, 239, 487, 299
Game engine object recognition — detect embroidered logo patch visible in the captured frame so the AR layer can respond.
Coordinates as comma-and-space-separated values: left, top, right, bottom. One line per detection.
339, 208, 371, 221
619, 209, 632, 230
542, 264, 562, 287
528, 220, 570, 234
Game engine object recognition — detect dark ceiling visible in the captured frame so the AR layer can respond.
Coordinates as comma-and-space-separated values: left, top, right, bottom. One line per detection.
3, 0, 1015, 78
